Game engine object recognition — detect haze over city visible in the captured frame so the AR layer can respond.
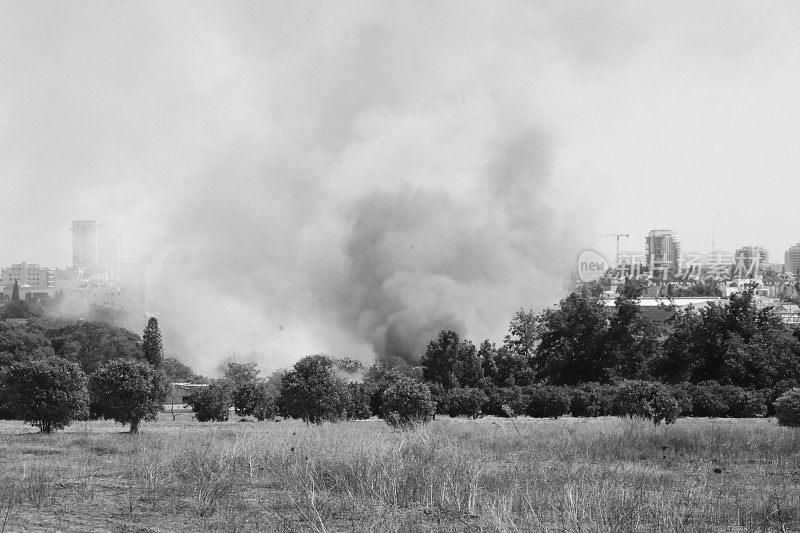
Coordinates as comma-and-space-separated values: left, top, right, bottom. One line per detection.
3, 1, 800, 373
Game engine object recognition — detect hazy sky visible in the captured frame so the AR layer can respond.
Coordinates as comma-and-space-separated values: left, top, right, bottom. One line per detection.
2, 1, 800, 372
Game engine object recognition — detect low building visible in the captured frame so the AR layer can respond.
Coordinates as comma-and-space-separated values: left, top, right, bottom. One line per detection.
602, 296, 724, 323
168, 383, 208, 405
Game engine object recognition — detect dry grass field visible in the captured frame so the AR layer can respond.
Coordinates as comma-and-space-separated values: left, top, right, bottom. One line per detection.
0, 414, 798, 532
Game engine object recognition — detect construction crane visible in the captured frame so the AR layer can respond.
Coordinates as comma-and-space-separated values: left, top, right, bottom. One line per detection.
600, 233, 630, 265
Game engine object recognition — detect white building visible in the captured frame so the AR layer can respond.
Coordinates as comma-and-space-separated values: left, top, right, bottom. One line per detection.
1, 262, 53, 289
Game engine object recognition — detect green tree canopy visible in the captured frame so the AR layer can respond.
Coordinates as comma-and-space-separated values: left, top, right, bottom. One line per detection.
3, 356, 89, 433
279, 354, 349, 424
46, 321, 143, 373
89, 358, 169, 433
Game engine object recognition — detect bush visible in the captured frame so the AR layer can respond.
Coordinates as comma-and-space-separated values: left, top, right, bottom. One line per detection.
187, 383, 232, 422
3, 356, 89, 433
89, 359, 170, 433
722, 386, 766, 418
381, 378, 435, 427
570, 383, 614, 417
774, 388, 800, 427
524, 386, 571, 419
446, 387, 488, 418
613, 380, 680, 426
685, 382, 728, 417
684, 382, 766, 418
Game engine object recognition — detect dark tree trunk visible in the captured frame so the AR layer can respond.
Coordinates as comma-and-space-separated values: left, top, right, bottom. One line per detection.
129, 420, 140, 434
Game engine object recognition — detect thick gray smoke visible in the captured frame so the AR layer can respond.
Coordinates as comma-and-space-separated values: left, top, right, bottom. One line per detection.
139, 4, 594, 372
334, 131, 579, 362
1, 2, 623, 373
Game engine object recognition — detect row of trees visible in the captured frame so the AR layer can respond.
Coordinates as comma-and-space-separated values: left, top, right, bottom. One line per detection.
0, 317, 169, 433
181, 284, 800, 427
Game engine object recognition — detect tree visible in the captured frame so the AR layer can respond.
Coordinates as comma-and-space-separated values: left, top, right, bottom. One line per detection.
11, 280, 19, 302
420, 330, 462, 389
363, 356, 422, 415
47, 322, 144, 373
187, 382, 232, 422
234, 380, 278, 421
222, 361, 260, 388
162, 357, 207, 383
141, 317, 164, 369
534, 293, 611, 384
652, 289, 798, 387
381, 378, 435, 427
605, 287, 659, 380
0, 321, 54, 365
504, 308, 540, 361
89, 358, 169, 433
279, 354, 349, 424
4, 356, 89, 433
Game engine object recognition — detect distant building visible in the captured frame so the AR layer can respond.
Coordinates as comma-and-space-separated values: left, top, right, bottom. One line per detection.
734, 246, 769, 277
645, 229, 681, 279
169, 383, 208, 405
72, 220, 121, 271
785, 244, 800, 276
1, 262, 53, 289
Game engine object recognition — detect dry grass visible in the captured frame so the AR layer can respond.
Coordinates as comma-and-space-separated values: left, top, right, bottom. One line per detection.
0, 415, 797, 531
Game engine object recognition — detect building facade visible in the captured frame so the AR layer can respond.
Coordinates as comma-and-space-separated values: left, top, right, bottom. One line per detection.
786, 244, 800, 276
645, 229, 681, 278
0, 262, 53, 289
72, 220, 121, 271
734, 246, 769, 277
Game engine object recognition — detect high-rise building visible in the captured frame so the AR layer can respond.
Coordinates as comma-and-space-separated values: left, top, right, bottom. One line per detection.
72, 220, 121, 270
734, 246, 769, 276
645, 229, 681, 278
786, 244, 800, 276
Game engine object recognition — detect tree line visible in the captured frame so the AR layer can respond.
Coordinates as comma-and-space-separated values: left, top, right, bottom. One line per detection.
0, 317, 169, 433
184, 284, 800, 427
5, 282, 800, 432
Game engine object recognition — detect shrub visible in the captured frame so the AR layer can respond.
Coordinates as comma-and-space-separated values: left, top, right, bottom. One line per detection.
613, 380, 680, 426
89, 358, 170, 433
187, 383, 232, 422
722, 386, 766, 418
446, 387, 488, 418
774, 388, 800, 427
684, 382, 766, 418
570, 383, 614, 417
381, 378, 435, 427
524, 386, 571, 419
3, 356, 89, 433
686, 382, 728, 417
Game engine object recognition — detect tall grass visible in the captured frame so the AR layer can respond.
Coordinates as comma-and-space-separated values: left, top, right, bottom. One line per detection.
0, 416, 797, 531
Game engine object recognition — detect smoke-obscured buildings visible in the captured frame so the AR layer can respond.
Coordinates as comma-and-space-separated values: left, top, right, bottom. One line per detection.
72, 220, 121, 271
645, 229, 681, 278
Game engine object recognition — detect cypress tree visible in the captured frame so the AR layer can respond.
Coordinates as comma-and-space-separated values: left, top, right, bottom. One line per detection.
11, 279, 19, 301
142, 317, 164, 369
